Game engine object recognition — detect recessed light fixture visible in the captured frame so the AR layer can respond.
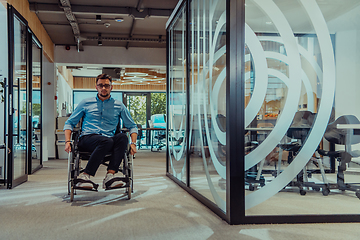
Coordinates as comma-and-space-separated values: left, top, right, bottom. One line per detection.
96, 15, 101, 22
124, 72, 148, 77
115, 18, 124, 23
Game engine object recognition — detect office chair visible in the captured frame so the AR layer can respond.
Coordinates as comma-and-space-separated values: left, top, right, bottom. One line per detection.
150, 114, 166, 152
317, 115, 360, 199
279, 111, 329, 196
136, 124, 144, 149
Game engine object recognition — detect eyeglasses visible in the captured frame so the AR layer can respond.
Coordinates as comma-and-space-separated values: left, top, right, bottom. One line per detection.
97, 84, 111, 89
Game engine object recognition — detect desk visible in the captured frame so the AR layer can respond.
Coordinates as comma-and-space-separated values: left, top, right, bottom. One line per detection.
139, 128, 166, 151
245, 127, 274, 131
122, 127, 165, 150
337, 124, 360, 129
337, 124, 360, 135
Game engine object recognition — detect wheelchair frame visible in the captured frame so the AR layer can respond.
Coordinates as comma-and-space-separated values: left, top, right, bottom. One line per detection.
67, 128, 134, 202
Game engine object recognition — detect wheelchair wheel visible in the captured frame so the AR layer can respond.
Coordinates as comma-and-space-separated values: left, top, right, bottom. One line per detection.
127, 154, 133, 200
69, 152, 81, 202
67, 151, 74, 196
70, 186, 75, 202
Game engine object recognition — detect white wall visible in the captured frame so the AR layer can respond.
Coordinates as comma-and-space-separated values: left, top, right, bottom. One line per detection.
334, 30, 360, 155
42, 56, 56, 159
335, 30, 360, 118
57, 70, 73, 116
54, 45, 166, 67
0, 3, 7, 177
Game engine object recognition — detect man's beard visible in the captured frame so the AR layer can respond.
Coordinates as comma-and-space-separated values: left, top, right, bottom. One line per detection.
99, 93, 109, 98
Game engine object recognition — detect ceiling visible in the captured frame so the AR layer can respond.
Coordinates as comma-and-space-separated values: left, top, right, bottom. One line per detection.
28, 0, 179, 83
29, 0, 179, 50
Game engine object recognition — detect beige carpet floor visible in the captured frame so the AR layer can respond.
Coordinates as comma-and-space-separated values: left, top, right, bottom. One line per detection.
1, 150, 360, 240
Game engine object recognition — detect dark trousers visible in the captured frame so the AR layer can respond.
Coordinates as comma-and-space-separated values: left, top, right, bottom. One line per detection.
78, 133, 128, 176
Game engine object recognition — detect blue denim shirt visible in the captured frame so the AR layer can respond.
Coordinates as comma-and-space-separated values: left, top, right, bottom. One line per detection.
63, 95, 137, 137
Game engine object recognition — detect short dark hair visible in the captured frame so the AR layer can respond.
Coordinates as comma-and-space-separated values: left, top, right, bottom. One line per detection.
96, 73, 112, 83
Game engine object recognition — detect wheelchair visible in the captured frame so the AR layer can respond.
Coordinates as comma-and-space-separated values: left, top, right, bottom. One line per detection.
67, 127, 133, 202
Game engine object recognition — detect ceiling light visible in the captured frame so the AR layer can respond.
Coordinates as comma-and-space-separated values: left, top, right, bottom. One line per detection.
104, 22, 110, 28
98, 40, 102, 46
124, 72, 148, 77
96, 15, 101, 21
115, 18, 124, 23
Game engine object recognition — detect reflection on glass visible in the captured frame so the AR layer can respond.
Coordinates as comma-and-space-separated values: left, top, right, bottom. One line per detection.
244, 0, 360, 216
13, 15, 27, 179
168, 5, 187, 183
31, 39, 42, 172
188, 0, 227, 211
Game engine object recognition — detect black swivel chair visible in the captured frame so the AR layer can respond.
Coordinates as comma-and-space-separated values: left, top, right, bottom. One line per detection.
136, 124, 144, 149
279, 111, 329, 195
317, 115, 360, 199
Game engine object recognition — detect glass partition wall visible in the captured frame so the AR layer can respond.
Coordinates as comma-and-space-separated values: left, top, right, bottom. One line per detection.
167, 0, 360, 224
29, 34, 42, 174
5, 5, 43, 188
7, 8, 28, 188
167, 4, 188, 184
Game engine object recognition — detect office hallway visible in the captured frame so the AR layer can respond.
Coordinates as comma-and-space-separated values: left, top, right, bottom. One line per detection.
0, 150, 359, 240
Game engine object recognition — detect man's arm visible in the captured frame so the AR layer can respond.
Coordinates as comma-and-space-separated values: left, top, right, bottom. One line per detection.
129, 132, 138, 155
119, 103, 138, 155
63, 100, 86, 153
64, 129, 72, 153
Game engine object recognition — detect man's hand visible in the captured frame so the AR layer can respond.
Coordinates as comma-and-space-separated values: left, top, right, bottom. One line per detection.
65, 142, 72, 153
130, 143, 137, 155
129, 132, 138, 155
64, 129, 72, 153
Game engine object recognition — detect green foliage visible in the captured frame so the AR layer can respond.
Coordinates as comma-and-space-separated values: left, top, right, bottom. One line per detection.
127, 96, 147, 125
33, 103, 41, 116
127, 93, 166, 126
20, 102, 26, 114
151, 93, 166, 115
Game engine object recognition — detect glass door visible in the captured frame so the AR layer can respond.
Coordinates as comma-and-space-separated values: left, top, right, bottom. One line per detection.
29, 34, 42, 173
6, 6, 28, 188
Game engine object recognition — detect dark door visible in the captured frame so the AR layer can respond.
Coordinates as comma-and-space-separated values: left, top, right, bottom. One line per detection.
6, 5, 28, 188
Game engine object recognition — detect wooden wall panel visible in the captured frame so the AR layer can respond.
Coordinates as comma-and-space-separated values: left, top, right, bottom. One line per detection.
73, 77, 166, 91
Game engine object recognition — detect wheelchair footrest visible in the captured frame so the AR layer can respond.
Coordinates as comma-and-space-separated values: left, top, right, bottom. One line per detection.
104, 177, 130, 191
73, 186, 99, 192
73, 178, 99, 191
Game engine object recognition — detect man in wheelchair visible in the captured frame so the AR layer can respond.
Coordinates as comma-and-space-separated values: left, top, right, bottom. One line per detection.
64, 73, 138, 190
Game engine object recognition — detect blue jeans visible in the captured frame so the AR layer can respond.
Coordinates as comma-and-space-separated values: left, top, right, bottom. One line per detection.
78, 133, 128, 176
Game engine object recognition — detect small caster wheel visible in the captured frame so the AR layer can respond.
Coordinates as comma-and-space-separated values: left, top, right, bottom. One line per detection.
249, 184, 255, 191
356, 190, 360, 200
313, 187, 320, 192
322, 188, 330, 196
300, 189, 307, 195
